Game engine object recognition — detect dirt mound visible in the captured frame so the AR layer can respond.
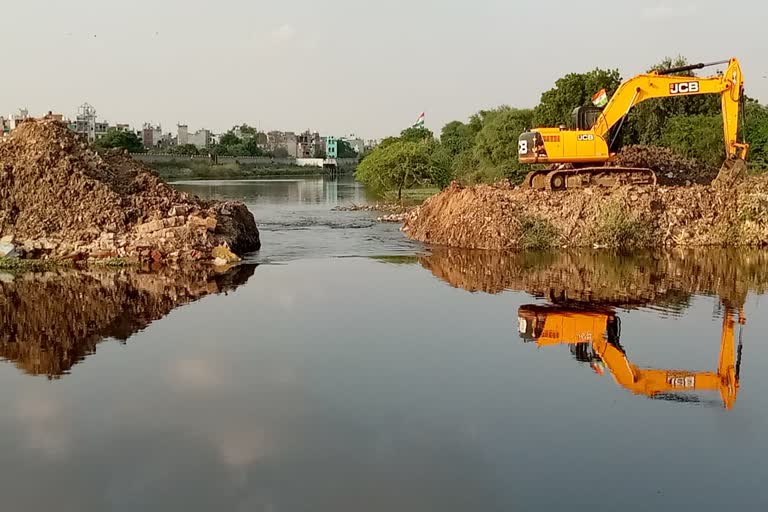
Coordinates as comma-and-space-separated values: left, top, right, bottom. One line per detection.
403, 176, 768, 250
0, 120, 260, 261
0, 264, 256, 378
613, 145, 717, 185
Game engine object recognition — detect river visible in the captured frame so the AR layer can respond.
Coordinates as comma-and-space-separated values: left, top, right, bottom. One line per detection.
1, 176, 767, 511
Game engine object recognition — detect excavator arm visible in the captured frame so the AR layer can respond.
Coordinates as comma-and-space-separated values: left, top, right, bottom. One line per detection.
591, 310, 739, 408
591, 58, 747, 159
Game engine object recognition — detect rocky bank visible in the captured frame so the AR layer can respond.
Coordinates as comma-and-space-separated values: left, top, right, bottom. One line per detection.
0, 120, 260, 263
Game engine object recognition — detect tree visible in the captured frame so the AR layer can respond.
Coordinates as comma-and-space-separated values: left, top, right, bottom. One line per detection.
170, 144, 200, 156
473, 107, 534, 183
337, 140, 358, 158
534, 68, 622, 127
239, 124, 257, 136
355, 141, 432, 200
272, 147, 290, 158
95, 129, 144, 153
659, 115, 725, 168
219, 131, 241, 147
622, 56, 721, 146
429, 143, 454, 189
440, 121, 478, 157
399, 126, 434, 144
313, 146, 326, 159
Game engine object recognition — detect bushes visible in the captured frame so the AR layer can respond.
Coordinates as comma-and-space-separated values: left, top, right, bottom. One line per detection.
592, 202, 652, 248
518, 216, 560, 250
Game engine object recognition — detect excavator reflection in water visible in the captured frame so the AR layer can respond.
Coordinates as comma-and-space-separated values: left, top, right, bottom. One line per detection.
518, 304, 745, 409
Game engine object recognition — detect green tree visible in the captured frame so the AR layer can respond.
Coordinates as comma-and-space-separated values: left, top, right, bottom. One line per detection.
355, 141, 432, 200
219, 131, 241, 147
744, 102, 768, 167
96, 129, 144, 153
399, 126, 434, 143
429, 143, 454, 188
440, 121, 478, 157
473, 107, 534, 183
272, 147, 290, 158
659, 115, 725, 168
170, 144, 200, 156
239, 124, 257, 136
337, 140, 358, 158
534, 68, 622, 127
622, 56, 721, 146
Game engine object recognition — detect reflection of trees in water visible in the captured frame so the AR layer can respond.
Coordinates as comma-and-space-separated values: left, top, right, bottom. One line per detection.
418, 248, 768, 310
0, 265, 256, 378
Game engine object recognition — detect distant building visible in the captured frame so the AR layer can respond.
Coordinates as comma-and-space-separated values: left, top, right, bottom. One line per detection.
297, 130, 323, 158
2, 108, 30, 132
187, 128, 211, 149
142, 123, 163, 148
326, 136, 338, 159
343, 134, 365, 155
71, 103, 109, 142
177, 124, 189, 146
266, 130, 298, 157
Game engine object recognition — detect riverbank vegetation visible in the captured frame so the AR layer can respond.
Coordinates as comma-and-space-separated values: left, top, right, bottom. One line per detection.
147, 160, 350, 180
358, 56, 768, 197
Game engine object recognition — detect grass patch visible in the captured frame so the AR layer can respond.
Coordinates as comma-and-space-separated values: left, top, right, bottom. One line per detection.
0, 257, 73, 273
382, 187, 440, 204
592, 202, 652, 249
518, 215, 560, 250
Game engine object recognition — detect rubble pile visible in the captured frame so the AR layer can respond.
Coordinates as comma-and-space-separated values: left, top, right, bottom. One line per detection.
403, 173, 768, 250
0, 120, 260, 262
613, 145, 718, 185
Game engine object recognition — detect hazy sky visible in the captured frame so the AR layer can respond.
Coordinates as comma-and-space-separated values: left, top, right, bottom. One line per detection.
5, 0, 768, 138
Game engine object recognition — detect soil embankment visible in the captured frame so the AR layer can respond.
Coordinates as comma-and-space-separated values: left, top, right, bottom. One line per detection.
404, 172, 768, 249
0, 120, 260, 262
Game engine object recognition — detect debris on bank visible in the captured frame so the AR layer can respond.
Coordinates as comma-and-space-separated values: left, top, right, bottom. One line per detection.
333, 203, 407, 213
0, 120, 260, 263
403, 172, 768, 249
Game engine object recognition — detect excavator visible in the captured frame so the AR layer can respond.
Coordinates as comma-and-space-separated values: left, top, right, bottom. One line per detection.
517, 304, 745, 409
518, 58, 749, 190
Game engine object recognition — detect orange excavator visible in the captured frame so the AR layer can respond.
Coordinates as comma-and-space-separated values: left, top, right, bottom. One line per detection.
518, 304, 744, 408
518, 58, 749, 190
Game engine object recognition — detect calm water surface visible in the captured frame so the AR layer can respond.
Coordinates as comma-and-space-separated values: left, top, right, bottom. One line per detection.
1, 176, 767, 511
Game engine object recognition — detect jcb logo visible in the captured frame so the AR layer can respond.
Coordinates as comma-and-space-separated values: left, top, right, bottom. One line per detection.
577, 134, 594, 141
518, 140, 528, 154
670, 81, 700, 95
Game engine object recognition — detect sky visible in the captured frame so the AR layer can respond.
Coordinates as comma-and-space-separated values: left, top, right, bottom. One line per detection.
4, 0, 768, 139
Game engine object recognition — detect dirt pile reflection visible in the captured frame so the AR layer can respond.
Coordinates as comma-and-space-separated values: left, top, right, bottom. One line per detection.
420, 248, 768, 309
0, 265, 255, 378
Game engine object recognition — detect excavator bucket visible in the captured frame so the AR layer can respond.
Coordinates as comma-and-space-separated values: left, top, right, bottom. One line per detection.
713, 158, 748, 189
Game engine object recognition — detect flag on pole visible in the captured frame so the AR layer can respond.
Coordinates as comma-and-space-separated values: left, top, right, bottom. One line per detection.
413, 112, 425, 128
592, 89, 609, 108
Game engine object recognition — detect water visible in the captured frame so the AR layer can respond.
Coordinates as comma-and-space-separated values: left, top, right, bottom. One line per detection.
173, 176, 420, 262
1, 177, 768, 511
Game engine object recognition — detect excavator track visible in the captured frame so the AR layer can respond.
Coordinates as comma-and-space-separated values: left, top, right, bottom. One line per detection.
525, 167, 657, 191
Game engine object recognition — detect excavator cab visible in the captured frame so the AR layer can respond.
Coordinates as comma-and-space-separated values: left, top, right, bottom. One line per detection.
570, 106, 603, 130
